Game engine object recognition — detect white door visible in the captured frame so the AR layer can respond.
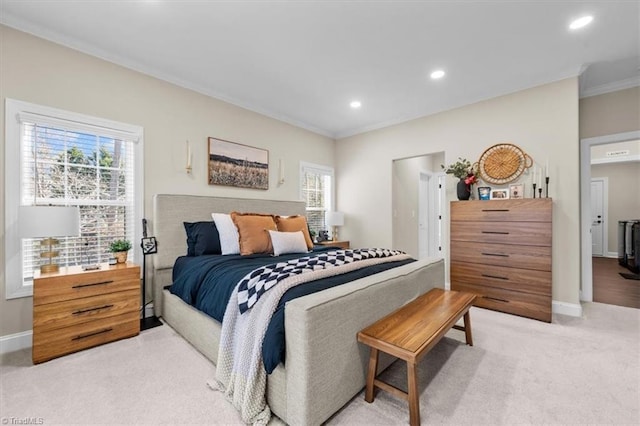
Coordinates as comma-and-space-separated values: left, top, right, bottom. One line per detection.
418, 173, 430, 259
590, 179, 605, 256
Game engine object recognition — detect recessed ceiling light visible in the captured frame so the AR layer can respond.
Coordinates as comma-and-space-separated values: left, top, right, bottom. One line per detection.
350, 100, 362, 109
569, 16, 593, 30
430, 70, 445, 79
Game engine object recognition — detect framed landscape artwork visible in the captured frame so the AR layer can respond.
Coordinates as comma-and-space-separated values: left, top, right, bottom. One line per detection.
208, 137, 269, 190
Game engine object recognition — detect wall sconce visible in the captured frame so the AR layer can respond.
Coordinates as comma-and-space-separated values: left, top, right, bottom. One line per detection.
278, 158, 285, 184
326, 211, 344, 241
186, 139, 192, 174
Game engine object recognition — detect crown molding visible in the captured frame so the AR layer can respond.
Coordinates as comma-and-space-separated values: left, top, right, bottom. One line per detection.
580, 76, 640, 99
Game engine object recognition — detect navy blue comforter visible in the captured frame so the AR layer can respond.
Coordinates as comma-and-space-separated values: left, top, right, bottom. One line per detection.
169, 246, 414, 373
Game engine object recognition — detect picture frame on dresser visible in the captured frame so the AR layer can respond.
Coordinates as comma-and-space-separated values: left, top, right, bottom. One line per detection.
478, 186, 491, 200
490, 188, 509, 199
509, 183, 524, 199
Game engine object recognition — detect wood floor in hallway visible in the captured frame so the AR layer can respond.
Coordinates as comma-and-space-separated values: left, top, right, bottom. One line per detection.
592, 256, 640, 309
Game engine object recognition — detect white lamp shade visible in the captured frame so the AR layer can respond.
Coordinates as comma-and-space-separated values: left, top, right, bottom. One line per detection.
19, 206, 80, 238
326, 211, 344, 227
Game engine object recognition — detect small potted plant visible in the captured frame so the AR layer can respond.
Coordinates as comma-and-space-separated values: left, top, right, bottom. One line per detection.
109, 239, 132, 263
441, 157, 478, 200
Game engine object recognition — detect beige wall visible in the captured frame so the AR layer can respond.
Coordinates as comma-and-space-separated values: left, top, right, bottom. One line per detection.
590, 162, 640, 254
0, 25, 335, 337
337, 78, 581, 305
580, 87, 640, 138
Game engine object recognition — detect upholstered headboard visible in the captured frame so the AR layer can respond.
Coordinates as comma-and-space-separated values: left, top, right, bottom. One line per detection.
150, 194, 306, 316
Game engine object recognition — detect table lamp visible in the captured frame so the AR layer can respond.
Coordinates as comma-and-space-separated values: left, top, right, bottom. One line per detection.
19, 206, 80, 273
326, 211, 344, 241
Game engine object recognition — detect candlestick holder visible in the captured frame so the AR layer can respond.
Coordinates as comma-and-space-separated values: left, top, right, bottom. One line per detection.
533, 183, 537, 198
538, 187, 543, 198
545, 177, 550, 198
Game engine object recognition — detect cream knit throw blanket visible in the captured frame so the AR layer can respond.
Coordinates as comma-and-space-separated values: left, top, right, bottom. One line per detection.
212, 252, 411, 425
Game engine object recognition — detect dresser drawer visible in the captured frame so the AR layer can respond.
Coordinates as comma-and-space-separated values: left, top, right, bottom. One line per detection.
451, 199, 552, 222
34, 265, 140, 306
33, 289, 139, 333
450, 221, 551, 246
32, 313, 139, 364
451, 240, 551, 271
451, 261, 551, 295
451, 281, 551, 322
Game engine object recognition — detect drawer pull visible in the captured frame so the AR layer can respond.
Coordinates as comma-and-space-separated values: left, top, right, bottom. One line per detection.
72, 328, 113, 341
481, 209, 510, 212
481, 252, 509, 257
481, 231, 510, 235
481, 273, 509, 280
482, 296, 509, 303
72, 280, 114, 289
72, 304, 114, 316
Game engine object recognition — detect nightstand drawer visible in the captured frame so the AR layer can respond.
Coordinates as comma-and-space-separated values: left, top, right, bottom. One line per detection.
34, 265, 139, 306
33, 289, 139, 333
32, 313, 139, 364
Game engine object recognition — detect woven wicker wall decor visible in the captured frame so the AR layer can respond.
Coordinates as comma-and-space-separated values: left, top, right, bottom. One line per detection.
477, 143, 532, 184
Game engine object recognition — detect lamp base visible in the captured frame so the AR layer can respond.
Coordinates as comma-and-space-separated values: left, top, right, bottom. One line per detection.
40, 263, 59, 274
141, 316, 163, 331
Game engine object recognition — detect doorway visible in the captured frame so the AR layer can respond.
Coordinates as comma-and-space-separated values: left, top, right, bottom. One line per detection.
392, 153, 445, 259
590, 177, 607, 257
580, 131, 640, 303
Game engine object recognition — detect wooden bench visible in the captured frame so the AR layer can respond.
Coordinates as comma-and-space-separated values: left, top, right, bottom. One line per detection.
357, 288, 476, 426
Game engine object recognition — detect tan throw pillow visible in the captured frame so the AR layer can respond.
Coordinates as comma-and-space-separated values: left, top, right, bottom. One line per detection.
231, 212, 277, 255
275, 215, 314, 250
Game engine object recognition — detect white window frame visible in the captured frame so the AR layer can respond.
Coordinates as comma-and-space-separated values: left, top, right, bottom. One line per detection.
299, 161, 335, 229
4, 99, 144, 299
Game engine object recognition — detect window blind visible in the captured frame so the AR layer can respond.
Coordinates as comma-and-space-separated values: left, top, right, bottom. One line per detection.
19, 116, 136, 282
300, 163, 333, 234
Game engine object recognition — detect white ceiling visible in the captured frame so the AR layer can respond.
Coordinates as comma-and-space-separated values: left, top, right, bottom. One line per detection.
1, 1, 638, 139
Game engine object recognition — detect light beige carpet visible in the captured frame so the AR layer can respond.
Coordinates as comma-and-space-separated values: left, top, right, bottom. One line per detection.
1, 302, 638, 425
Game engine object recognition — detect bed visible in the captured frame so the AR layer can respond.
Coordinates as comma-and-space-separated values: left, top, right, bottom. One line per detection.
151, 194, 445, 425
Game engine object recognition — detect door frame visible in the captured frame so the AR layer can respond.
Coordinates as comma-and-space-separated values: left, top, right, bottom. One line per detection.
589, 177, 608, 257
580, 130, 640, 302
418, 170, 445, 259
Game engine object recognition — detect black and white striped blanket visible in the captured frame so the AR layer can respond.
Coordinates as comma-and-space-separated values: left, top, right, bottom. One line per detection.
237, 248, 404, 314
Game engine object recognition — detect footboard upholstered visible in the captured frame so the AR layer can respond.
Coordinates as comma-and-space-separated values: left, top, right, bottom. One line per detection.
151, 194, 445, 425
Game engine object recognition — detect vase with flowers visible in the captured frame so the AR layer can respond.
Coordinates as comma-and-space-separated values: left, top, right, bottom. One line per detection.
441, 157, 478, 200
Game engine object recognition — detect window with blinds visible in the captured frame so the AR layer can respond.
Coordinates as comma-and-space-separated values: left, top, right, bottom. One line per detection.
299, 162, 334, 235
4, 99, 143, 298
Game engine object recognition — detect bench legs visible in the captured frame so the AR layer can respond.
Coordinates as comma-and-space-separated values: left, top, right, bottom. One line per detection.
407, 362, 419, 426
365, 348, 379, 403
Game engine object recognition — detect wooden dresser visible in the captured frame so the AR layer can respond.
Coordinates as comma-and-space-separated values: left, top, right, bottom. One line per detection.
450, 199, 552, 322
33, 262, 140, 364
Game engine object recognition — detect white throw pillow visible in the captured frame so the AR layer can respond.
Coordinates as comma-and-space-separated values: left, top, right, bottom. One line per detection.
211, 213, 240, 255
268, 230, 309, 256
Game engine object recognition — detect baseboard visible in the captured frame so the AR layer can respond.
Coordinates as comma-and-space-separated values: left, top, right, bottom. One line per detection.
552, 300, 583, 318
606, 252, 618, 259
0, 330, 32, 355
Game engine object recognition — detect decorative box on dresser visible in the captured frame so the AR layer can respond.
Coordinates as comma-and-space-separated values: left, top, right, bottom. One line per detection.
32, 262, 141, 364
450, 199, 552, 322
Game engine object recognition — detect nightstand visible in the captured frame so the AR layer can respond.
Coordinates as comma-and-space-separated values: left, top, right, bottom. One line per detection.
317, 240, 350, 249
32, 262, 140, 364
